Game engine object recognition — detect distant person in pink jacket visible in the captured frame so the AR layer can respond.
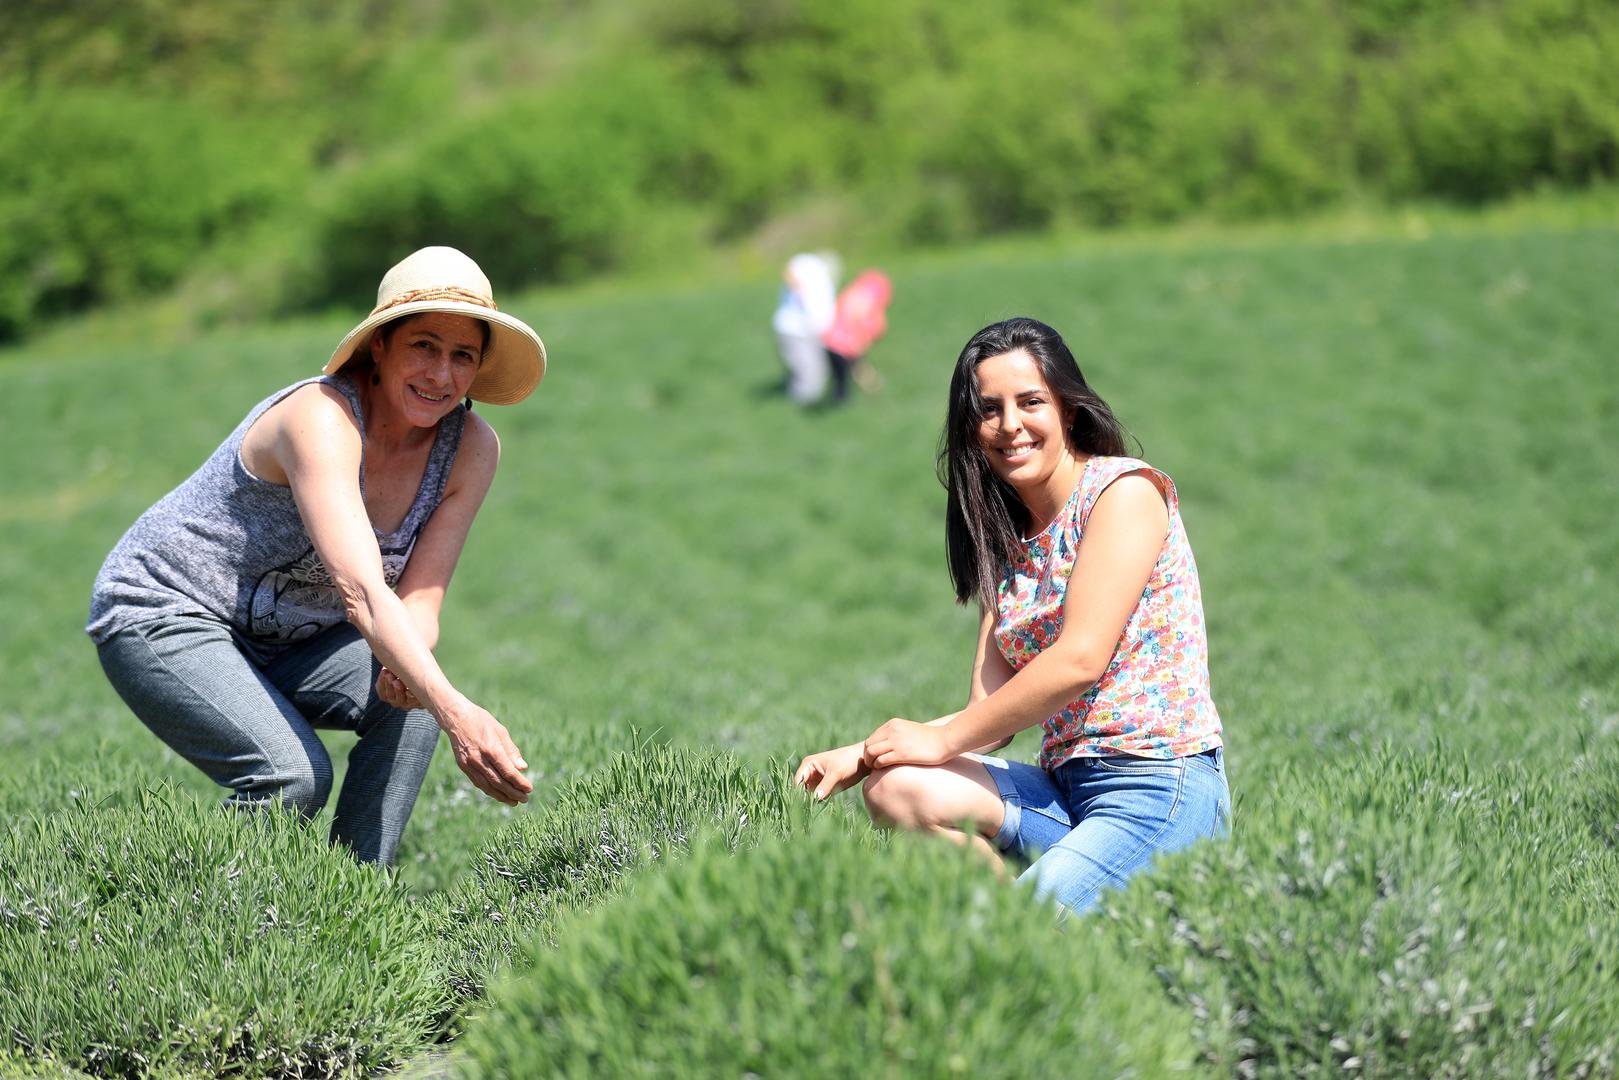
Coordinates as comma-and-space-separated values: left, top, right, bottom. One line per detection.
822, 269, 893, 397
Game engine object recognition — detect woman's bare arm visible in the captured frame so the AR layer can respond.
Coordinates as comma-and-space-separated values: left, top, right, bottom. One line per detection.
865, 473, 1169, 768
271, 387, 531, 805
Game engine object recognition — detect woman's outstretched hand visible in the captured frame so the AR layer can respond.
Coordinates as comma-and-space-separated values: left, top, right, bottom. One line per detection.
863, 718, 956, 768
441, 702, 533, 806
793, 742, 871, 801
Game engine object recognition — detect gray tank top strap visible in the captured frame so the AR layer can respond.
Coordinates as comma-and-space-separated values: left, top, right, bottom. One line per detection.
233, 374, 336, 443
325, 373, 367, 428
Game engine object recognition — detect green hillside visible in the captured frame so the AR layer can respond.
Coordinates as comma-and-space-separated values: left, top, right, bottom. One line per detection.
5, 0, 1618, 340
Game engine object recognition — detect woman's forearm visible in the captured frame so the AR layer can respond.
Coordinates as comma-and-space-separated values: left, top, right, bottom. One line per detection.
343, 581, 465, 724
926, 712, 1010, 754
937, 644, 1101, 757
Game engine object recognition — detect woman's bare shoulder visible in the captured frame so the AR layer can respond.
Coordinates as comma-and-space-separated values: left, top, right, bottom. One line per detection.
461, 407, 500, 453
242, 382, 361, 482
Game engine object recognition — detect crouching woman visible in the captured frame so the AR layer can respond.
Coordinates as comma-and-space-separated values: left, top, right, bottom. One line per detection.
87, 246, 543, 865
795, 317, 1230, 914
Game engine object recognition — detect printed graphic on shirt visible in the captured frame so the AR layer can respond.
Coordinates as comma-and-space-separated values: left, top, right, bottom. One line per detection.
248, 545, 410, 643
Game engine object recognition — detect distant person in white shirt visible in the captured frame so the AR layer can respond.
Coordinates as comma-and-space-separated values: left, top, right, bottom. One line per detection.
772, 252, 839, 406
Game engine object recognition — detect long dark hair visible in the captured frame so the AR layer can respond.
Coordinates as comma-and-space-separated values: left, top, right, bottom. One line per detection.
937, 317, 1134, 608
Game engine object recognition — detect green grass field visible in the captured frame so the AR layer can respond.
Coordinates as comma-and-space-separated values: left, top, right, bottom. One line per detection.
2, 216, 1617, 1076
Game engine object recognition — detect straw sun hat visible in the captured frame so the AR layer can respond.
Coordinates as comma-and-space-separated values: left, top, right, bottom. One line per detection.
325, 246, 546, 405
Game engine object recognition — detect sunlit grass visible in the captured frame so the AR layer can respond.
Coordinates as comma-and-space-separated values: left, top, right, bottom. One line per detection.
2, 217, 1615, 1074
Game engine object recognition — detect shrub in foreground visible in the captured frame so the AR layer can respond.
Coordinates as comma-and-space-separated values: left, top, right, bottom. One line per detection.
0, 786, 449, 1078
0, 1048, 93, 1078
457, 818, 1195, 1079
429, 742, 805, 1010
1098, 748, 1619, 1076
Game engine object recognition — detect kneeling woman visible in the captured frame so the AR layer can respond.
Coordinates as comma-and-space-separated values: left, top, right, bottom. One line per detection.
88, 246, 542, 865
795, 317, 1229, 914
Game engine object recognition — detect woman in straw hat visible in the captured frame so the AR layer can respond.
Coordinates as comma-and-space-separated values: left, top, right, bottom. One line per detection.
88, 247, 544, 864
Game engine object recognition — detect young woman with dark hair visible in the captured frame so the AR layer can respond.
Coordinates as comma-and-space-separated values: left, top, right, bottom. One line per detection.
794, 317, 1229, 914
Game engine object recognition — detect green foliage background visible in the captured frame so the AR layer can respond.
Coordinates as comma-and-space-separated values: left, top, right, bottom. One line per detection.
3, 0, 1618, 338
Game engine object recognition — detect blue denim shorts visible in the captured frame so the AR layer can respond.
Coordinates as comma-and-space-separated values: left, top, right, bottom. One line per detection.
973, 748, 1231, 914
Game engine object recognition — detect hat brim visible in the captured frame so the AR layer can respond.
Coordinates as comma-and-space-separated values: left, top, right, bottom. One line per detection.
324, 300, 546, 406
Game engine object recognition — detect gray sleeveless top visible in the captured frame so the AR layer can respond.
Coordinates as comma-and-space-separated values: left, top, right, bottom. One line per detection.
87, 374, 466, 662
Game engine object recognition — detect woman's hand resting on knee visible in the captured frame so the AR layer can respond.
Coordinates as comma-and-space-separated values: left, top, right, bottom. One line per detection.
864, 718, 958, 768
794, 742, 871, 801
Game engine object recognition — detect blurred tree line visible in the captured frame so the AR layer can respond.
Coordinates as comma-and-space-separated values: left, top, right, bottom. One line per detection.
1, 0, 1615, 340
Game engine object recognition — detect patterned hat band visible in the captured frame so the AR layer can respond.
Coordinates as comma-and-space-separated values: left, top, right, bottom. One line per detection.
373, 286, 498, 315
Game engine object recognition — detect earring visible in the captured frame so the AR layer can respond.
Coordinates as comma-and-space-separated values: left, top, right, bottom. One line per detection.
372, 372, 381, 386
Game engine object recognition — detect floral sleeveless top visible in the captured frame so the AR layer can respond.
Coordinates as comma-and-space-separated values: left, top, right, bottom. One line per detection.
993, 455, 1223, 768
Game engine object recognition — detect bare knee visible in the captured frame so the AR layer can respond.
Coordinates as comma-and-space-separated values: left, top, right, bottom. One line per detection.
861, 765, 936, 830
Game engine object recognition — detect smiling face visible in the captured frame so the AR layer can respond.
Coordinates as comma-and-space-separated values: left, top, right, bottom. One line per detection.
974, 348, 1077, 495
369, 312, 486, 427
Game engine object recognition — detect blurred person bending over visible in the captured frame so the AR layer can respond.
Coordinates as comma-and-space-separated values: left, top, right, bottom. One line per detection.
772, 251, 839, 405
822, 269, 893, 395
